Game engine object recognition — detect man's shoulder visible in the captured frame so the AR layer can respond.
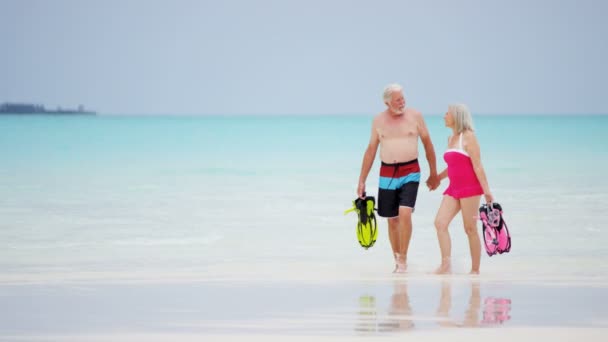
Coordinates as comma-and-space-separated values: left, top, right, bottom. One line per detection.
372, 111, 387, 123
374, 110, 388, 118
406, 107, 422, 117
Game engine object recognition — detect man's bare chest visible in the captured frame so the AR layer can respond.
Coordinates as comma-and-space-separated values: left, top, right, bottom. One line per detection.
377, 119, 418, 140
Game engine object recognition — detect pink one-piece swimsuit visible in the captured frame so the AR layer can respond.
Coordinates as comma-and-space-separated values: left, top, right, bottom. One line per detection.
443, 133, 484, 199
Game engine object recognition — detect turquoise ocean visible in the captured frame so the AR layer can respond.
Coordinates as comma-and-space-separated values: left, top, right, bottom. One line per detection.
2, 114, 608, 336
1, 114, 608, 282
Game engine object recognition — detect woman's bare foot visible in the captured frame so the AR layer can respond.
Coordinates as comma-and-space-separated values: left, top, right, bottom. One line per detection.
469, 270, 480, 275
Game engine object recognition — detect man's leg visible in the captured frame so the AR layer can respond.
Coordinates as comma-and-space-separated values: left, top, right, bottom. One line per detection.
380, 183, 401, 272
397, 206, 413, 269
394, 180, 418, 272
387, 217, 400, 271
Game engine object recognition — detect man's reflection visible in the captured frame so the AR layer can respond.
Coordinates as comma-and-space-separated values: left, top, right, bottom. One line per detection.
379, 279, 414, 331
355, 280, 413, 334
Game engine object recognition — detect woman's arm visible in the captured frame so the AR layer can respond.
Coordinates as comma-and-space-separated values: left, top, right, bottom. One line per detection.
436, 136, 449, 183
464, 131, 493, 203
438, 168, 448, 181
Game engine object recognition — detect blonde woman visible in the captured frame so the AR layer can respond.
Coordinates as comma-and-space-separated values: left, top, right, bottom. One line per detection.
434, 104, 493, 274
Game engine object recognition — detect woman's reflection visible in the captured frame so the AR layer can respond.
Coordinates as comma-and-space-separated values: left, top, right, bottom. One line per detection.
437, 279, 481, 327
437, 279, 511, 327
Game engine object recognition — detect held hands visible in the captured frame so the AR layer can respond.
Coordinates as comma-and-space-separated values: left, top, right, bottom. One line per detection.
426, 173, 440, 191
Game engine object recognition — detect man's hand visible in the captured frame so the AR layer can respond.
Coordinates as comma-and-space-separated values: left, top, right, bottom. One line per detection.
426, 173, 440, 191
357, 182, 366, 199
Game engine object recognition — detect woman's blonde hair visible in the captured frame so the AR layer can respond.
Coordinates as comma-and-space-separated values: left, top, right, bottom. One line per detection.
449, 104, 474, 133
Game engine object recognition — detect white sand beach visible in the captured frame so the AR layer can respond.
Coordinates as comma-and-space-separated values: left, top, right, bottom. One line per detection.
3, 328, 607, 342
1, 260, 608, 342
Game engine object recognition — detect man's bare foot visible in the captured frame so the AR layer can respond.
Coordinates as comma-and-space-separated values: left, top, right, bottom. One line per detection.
434, 264, 451, 274
469, 270, 480, 275
393, 253, 407, 273
394, 263, 407, 273
434, 257, 452, 274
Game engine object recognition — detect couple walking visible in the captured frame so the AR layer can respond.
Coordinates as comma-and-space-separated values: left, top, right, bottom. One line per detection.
357, 84, 493, 274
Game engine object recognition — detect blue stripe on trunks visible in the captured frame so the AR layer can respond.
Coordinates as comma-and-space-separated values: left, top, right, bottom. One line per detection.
379, 172, 421, 190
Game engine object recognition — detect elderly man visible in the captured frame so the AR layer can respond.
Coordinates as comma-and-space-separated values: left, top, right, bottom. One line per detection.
357, 83, 439, 273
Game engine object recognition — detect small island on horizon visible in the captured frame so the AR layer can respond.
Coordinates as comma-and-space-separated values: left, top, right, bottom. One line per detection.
0, 102, 96, 115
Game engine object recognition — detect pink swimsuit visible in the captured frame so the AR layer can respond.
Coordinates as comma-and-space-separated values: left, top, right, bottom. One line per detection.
443, 133, 484, 199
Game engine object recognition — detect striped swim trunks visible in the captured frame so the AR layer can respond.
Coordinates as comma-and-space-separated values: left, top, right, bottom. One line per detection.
378, 159, 421, 218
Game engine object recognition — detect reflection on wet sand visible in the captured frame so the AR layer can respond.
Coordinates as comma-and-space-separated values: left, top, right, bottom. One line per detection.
355, 280, 413, 333
437, 279, 482, 327
355, 293, 378, 333
356, 278, 512, 334
438, 279, 512, 327
482, 297, 512, 325
379, 280, 414, 331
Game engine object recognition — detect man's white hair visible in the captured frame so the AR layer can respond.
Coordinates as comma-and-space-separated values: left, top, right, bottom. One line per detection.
383, 83, 403, 104
449, 103, 475, 133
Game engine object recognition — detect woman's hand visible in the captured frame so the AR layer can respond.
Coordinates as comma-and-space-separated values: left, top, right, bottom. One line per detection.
484, 193, 494, 204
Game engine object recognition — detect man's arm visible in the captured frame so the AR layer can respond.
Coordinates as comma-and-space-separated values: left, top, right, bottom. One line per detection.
357, 118, 380, 198
417, 113, 439, 190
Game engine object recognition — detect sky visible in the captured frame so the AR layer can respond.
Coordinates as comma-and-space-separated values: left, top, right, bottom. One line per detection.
1, 0, 607, 115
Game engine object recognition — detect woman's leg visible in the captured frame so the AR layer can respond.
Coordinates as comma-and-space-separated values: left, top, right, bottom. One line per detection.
434, 196, 461, 274
460, 196, 482, 274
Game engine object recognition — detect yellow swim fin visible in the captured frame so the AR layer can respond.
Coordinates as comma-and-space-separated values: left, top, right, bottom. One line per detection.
345, 195, 378, 249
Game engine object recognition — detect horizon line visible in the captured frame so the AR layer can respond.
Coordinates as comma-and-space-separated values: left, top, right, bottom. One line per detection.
95, 112, 608, 116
